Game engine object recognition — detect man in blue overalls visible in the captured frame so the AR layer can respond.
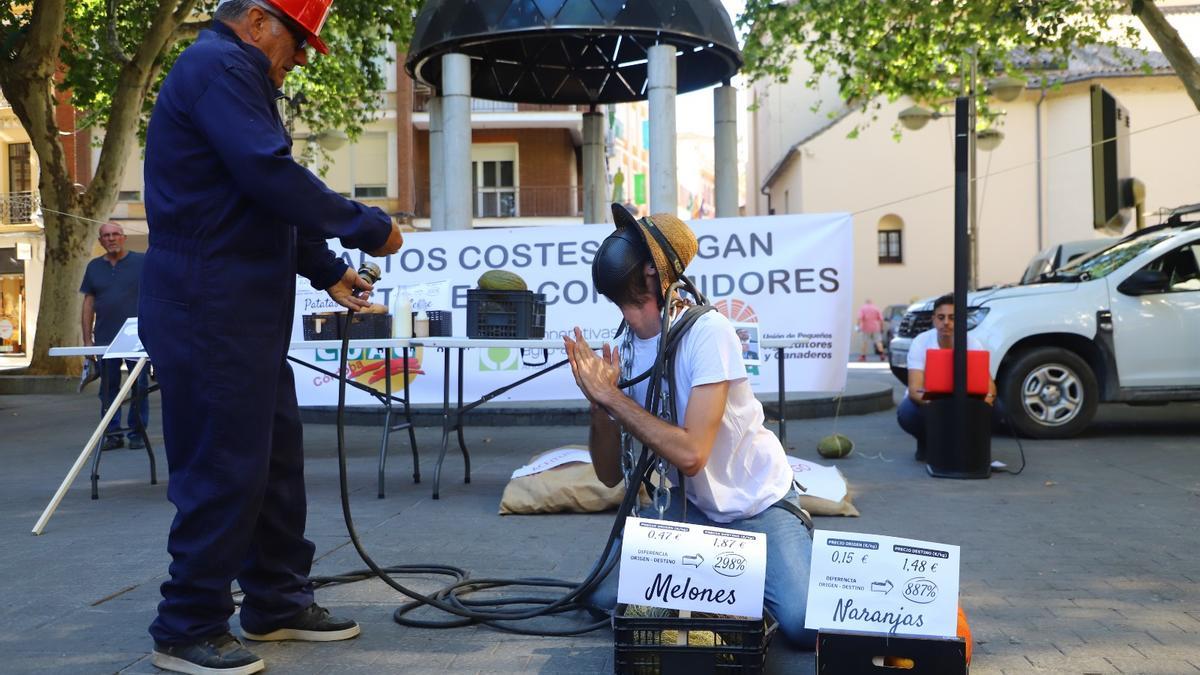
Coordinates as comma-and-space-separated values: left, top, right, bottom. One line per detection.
140, 1, 403, 672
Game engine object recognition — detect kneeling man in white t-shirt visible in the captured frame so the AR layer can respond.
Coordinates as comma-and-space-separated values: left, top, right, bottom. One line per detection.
562, 205, 815, 648
898, 293, 1000, 460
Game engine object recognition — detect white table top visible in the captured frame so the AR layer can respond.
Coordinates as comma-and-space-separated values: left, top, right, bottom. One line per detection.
52, 337, 605, 358
411, 337, 606, 350
289, 338, 411, 351
51, 339, 415, 358
48, 346, 109, 357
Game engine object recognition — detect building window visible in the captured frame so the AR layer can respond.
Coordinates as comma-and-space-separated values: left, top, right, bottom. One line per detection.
354, 186, 387, 199
877, 214, 904, 264
473, 160, 516, 217
118, 190, 141, 202
8, 143, 31, 193
471, 144, 518, 218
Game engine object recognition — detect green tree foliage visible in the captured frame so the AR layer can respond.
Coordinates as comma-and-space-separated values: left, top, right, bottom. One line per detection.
0, 0, 420, 374
737, 0, 1200, 120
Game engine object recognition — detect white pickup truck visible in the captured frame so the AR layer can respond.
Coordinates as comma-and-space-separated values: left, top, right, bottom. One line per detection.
889, 209, 1200, 438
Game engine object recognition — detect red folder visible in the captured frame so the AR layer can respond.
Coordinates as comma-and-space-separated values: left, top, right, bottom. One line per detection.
924, 349, 990, 396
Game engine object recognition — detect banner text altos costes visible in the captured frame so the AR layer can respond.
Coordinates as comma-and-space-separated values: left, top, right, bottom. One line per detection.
291, 213, 853, 406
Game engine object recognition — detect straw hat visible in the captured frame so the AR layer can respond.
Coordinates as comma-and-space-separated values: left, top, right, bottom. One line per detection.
610, 204, 699, 298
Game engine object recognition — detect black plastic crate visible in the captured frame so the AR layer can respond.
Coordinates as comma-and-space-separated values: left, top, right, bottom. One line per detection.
302, 312, 391, 340
816, 630, 968, 674
613, 605, 778, 674
466, 289, 546, 339
425, 310, 453, 337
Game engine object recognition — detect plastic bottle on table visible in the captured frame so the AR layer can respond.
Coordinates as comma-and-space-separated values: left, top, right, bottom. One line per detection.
414, 310, 430, 338
394, 298, 413, 338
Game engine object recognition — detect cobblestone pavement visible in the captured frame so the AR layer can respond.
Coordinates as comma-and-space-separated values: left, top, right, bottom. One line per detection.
1, 379, 1198, 673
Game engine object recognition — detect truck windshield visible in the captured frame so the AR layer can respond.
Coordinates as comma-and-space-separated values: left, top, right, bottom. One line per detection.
1051, 231, 1175, 281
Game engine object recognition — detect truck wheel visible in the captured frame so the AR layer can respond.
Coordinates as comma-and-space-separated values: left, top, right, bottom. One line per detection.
1001, 347, 1098, 439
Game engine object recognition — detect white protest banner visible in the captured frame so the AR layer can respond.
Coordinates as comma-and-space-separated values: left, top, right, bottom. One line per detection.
617, 517, 767, 619
805, 530, 960, 638
509, 447, 593, 479
104, 318, 147, 359
290, 213, 852, 405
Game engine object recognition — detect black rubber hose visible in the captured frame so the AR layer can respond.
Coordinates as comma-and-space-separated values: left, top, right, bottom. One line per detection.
314, 299, 705, 635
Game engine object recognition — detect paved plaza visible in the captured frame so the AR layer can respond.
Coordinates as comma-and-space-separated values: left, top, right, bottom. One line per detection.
1, 369, 1198, 674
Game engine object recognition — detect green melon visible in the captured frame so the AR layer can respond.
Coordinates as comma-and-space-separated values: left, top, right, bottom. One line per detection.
817, 434, 854, 459
478, 270, 528, 291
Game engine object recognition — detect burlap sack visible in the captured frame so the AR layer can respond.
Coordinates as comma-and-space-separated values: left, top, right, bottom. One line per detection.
798, 491, 860, 517
498, 446, 666, 515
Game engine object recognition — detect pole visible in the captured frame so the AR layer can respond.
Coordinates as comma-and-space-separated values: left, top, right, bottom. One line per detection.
441, 52, 472, 230
952, 97, 971, 467
714, 83, 738, 218
429, 96, 445, 230
647, 43, 678, 215
582, 106, 607, 225
33, 357, 149, 535
967, 59, 979, 291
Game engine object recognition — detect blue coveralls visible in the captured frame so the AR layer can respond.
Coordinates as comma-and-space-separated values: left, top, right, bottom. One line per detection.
140, 22, 390, 645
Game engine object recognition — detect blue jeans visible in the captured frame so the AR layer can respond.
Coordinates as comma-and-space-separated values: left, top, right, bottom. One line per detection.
99, 358, 150, 439
588, 486, 817, 648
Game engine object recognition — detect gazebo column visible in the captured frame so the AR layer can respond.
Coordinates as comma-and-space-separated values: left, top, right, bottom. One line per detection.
714, 82, 738, 218
647, 43, 677, 215
429, 95, 446, 230
441, 52, 472, 230
582, 107, 607, 224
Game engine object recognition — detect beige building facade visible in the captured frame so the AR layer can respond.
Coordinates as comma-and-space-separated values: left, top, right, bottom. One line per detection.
747, 11, 1200, 313
0, 90, 43, 364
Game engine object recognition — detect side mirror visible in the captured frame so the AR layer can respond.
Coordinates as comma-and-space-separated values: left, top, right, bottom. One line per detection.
1117, 269, 1168, 296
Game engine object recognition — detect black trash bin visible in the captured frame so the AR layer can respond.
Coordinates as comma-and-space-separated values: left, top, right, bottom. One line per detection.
924, 397, 992, 479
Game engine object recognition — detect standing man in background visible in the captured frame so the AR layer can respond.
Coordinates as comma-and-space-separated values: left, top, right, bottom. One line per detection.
80, 222, 148, 451
856, 298, 885, 361
140, 0, 403, 672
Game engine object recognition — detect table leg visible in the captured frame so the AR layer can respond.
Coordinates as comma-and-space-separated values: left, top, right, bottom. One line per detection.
377, 350, 393, 499
404, 347, 419, 484
777, 347, 787, 449
433, 347, 452, 500
90, 434, 103, 500
456, 348, 470, 484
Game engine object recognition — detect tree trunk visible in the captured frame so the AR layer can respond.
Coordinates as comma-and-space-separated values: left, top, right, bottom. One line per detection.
1134, 0, 1200, 112
0, 0, 192, 375
26, 206, 96, 375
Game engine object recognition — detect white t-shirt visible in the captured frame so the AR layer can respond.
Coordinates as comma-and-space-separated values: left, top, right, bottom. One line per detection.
623, 310, 792, 523
906, 328, 985, 372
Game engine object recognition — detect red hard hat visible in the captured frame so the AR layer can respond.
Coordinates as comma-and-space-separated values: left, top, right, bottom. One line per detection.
262, 0, 333, 55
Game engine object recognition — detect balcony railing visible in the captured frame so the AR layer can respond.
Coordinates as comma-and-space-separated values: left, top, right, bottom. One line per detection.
411, 91, 580, 114
415, 185, 582, 220
0, 192, 39, 226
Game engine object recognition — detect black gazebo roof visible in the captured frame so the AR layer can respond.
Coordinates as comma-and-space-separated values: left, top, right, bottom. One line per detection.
405, 0, 742, 105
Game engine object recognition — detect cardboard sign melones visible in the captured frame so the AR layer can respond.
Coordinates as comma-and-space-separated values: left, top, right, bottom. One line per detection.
617, 517, 767, 618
